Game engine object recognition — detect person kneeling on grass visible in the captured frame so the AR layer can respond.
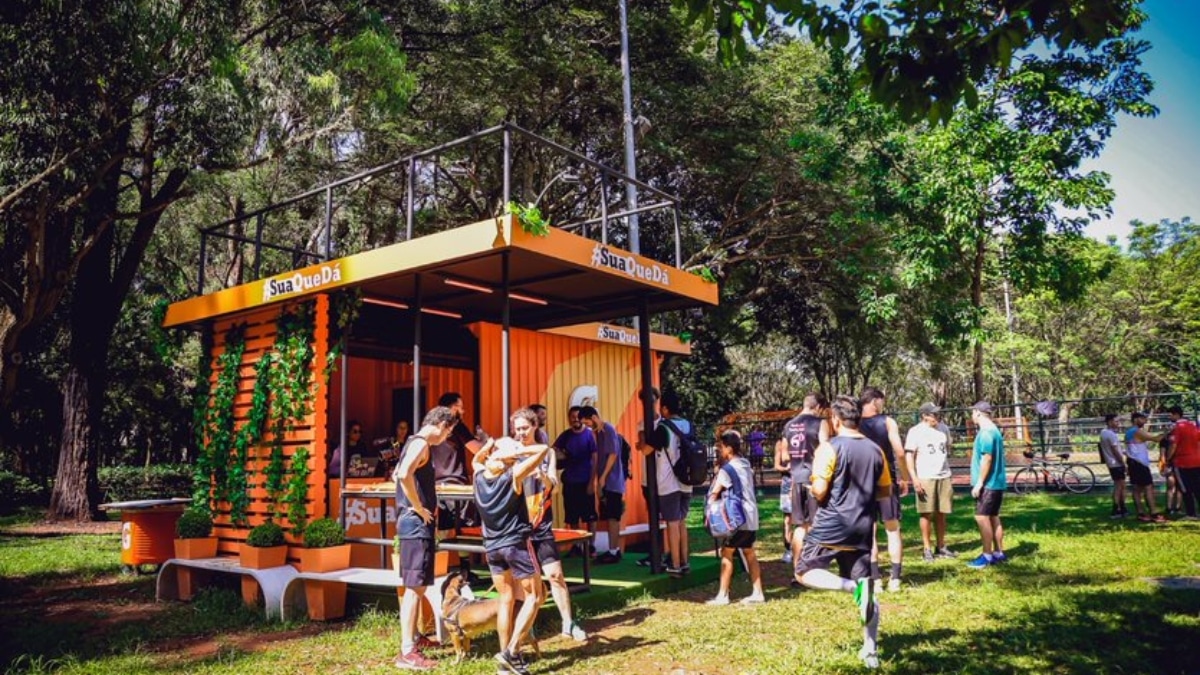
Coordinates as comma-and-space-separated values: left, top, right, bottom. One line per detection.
793, 396, 892, 670
707, 430, 764, 605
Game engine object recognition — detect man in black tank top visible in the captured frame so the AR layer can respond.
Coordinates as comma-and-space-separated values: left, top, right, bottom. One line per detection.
859, 387, 910, 593
472, 412, 551, 675
392, 406, 456, 672
794, 395, 892, 670
780, 393, 828, 568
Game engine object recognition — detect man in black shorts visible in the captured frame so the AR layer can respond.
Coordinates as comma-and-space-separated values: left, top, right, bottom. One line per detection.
859, 387, 910, 592
473, 427, 550, 675
1099, 414, 1128, 518
794, 396, 892, 670
392, 406, 456, 671
781, 393, 828, 579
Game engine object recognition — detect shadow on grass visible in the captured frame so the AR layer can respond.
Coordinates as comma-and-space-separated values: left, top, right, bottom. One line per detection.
884, 584, 1200, 674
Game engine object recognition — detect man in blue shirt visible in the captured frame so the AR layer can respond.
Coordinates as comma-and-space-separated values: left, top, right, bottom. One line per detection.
968, 402, 1008, 568
554, 406, 598, 555
580, 405, 625, 564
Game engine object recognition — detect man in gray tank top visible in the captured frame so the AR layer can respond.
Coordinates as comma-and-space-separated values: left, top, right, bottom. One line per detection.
392, 406, 456, 671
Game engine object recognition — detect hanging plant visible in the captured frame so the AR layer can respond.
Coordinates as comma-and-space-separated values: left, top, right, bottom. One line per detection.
324, 289, 361, 383
285, 447, 312, 536
190, 328, 215, 515
205, 323, 247, 508
505, 201, 551, 237
262, 304, 317, 522
227, 352, 273, 525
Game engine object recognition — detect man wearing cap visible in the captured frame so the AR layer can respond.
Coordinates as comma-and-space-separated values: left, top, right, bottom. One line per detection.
1126, 411, 1166, 522
967, 402, 1007, 568
904, 404, 955, 562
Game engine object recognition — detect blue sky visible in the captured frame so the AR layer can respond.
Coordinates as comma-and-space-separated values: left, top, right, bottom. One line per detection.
1082, 0, 1200, 244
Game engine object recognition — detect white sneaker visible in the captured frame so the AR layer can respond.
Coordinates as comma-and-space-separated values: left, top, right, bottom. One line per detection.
705, 595, 730, 606
738, 593, 765, 605
561, 621, 588, 642
887, 578, 902, 593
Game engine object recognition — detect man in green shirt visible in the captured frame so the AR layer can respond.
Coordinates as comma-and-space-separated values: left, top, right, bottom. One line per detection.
968, 402, 1008, 568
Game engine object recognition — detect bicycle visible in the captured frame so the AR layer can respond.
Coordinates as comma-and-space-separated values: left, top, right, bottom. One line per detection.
1011, 450, 1096, 494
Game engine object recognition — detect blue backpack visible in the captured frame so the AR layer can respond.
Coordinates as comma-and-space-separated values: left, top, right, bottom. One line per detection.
705, 463, 747, 538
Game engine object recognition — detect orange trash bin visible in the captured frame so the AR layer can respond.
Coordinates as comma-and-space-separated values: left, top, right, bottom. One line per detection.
100, 498, 192, 568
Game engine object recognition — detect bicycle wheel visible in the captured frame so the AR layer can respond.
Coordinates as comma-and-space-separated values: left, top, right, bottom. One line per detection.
1060, 464, 1096, 494
1012, 468, 1040, 494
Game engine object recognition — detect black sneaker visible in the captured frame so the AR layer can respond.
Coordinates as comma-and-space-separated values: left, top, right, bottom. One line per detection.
594, 551, 621, 565
636, 555, 652, 567
495, 650, 530, 675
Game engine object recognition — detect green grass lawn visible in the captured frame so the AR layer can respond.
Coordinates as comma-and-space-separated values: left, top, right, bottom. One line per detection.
2, 493, 1198, 674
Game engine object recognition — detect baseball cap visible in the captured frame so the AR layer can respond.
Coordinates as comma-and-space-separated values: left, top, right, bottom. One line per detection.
972, 401, 993, 414
918, 403, 941, 417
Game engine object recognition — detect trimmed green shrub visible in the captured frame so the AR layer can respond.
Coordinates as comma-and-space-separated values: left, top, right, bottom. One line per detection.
0, 471, 47, 513
98, 464, 192, 503
302, 517, 345, 548
245, 520, 285, 548
175, 508, 213, 539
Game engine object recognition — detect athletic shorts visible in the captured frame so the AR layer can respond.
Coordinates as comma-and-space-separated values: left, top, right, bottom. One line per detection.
658, 491, 687, 522
1127, 460, 1153, 487
915, 478, 953, 514
531, 536, 561, 565
486, 542, 539, 581
877, 491, 902, 522
398, 537, 435, 588
790, 480, 818, 526
795, 540, 874, 580
1106, 465, 1127, 482
563, 482, 598, 524
718, 529, 757, 550
779, 474, 793, 514
974, 488, 1004, 517
599, 489, 625, 521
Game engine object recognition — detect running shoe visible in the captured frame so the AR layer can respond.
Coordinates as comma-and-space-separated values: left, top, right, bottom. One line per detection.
413, 634, 440, 651
887, 578, 902, 593
781, 550, 793, 566
922, 548, 934, 562
705, 594, 730, 606
966, 553, 992, 569
936, 547, 958, 559
1153, 514, 1168, 523
665, 565, 684, 577
991, 551, 1008, 564
853, 578, 876, 624
739, 593, 765, 605
561, 621, 588, 641
394, 651, 437, 671
594, 551, 621, 565
858, 646, 880, 670
495, 650, 530, 675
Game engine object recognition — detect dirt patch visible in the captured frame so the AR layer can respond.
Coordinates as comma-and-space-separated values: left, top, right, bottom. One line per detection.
0, 519, 121, 536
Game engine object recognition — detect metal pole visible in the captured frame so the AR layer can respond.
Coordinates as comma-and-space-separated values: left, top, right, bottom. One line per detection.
600, 174, 609, 245
323, 187, 333, 260
338, 348, 348, 528
406, 158, 416, 241
672, 206, 682, 268
503, 126, 512, 210
253, 214, 264, 278
638, 297, 661, 574
198, 233, 207, 295
501, 252, 511, 430
413, 275, 422, 431
1001, 258, 1024, 441
619, 0, 640, 254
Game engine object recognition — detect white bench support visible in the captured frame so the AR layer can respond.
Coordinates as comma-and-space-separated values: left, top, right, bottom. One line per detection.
156, 557, 298, 621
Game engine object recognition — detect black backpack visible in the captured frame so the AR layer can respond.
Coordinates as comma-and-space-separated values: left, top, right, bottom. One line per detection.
618, 433, 633, 481
661, 418, 708, 486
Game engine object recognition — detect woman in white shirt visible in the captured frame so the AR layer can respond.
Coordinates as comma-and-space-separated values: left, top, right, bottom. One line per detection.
706, 430, 764, 605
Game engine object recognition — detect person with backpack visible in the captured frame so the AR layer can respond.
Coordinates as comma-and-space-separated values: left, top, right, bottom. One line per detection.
643, 390, 695, 576
580, 405, 626, 564
706, 429, 764, 605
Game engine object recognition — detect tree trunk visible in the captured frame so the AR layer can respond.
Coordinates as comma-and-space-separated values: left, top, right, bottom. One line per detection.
49, 368, 104, 520
971, 232, 986, 402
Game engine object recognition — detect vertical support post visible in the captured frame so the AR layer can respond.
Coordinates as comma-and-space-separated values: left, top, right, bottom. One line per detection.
413, 275, 423, 431
502, 126, 512, 210
638, 297, 661, 574
253, 214, 264, 278
198, 233, 208, 295
501, 252, 511, 430
406, 157, 416, 241
620, 0, 640, 254
672, 206, 682, 268
600, 174, 609, 245
337, 348, 348, 528
324, 187, 333, 260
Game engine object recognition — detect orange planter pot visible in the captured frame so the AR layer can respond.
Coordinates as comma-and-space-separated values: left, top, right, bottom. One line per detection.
239, 545, 288, 569
173, 537, 218, 560
304, 580, 348, 621
297, 545, 351, 573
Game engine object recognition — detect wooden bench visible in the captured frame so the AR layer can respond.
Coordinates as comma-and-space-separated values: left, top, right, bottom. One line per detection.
281, 567, 448, 635
156, 557, 298, 621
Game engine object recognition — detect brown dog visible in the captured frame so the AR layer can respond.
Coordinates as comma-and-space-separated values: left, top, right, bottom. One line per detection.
440, 571, 541, 663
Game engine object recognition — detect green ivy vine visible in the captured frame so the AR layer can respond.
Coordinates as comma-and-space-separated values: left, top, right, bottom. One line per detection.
228, 351, 273, 525
190, 328, 215, 515
506, 201, 551, 237
325, 289, 361, 383
204, 323, 247, 509
285, 447, 312, 535
263, 305, 316, 523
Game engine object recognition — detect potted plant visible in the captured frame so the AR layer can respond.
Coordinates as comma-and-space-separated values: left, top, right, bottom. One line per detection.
173, 508, 218, 560
239, 520, 287, 569
298, 517, 352, 620
297, 518, 350, 573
